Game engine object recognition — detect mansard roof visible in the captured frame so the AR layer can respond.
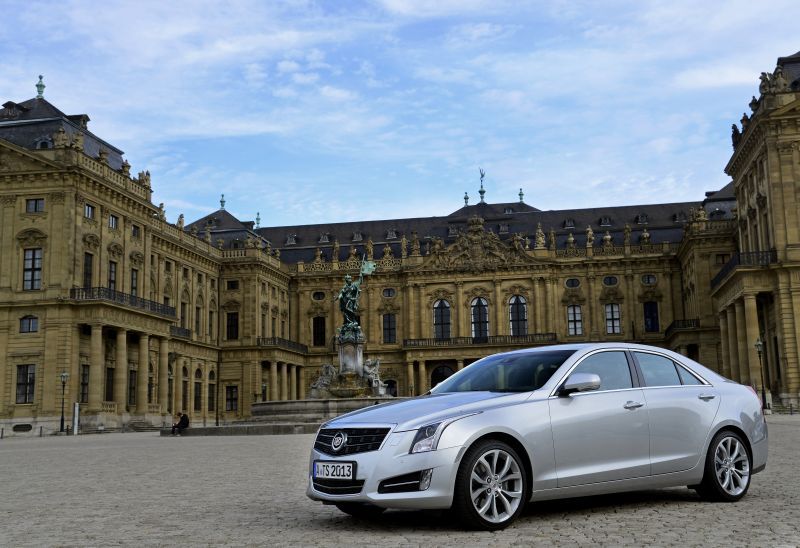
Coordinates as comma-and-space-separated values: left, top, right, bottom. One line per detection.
778, 50, 800, 90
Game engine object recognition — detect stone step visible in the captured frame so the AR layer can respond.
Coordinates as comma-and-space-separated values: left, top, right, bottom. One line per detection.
241, 413, 330, 424
159, 423, 321, 437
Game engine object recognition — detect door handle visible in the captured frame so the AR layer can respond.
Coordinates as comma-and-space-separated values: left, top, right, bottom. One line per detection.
623, 401, 644, 410
698, 394, 716, 401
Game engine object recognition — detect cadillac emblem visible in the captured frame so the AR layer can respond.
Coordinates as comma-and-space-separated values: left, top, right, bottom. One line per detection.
331, 431, 348, 453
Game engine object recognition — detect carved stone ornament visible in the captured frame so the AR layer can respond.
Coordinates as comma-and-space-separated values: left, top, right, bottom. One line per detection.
16, 228, 48, 247
377, 299, 400, 315
504, 284, 530, 300
49, 191, 66, 204
129, 251, 144, 267
427, 288, 454, 306
599, 285, 625, 304
638, 287, 663, 303
0, 194, 17, 206
107, 242, 124, 259
271, 305, 280, 315
222, 300, 241, 311
561, 287, 586, 305
306, 301, 328, 317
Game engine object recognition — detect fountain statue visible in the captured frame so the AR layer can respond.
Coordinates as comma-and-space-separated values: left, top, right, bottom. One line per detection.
309, 257, 387, 398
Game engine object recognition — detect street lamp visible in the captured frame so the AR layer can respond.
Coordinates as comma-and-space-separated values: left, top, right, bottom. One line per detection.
754, 337, 769, 410
59, 371, 69, 433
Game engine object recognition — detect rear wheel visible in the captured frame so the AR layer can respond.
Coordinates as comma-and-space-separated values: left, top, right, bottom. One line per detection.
695, 430, 751, 502
334, 502, 386, 519
452, 439, 528, 530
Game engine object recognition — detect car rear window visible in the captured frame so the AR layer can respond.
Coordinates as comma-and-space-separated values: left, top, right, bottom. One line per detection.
635, 352, 681, 387
431, 350, 577, 393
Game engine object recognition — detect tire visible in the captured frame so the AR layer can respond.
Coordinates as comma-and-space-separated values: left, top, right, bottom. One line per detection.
695, 430, 752, 502
334, 502, 386, 519
451, 439, 528, 530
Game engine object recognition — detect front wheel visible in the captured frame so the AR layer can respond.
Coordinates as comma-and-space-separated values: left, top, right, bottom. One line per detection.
334, 502, 386, 519
452, 439, 528, 530
695, 430, 751, 502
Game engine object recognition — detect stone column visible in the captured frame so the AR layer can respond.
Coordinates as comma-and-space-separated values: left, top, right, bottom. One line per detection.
743, 294, 763, 391
159, 338, 169, 414
88, 324, 103, 412
493, 280, 503, 336
280, 362, 288, 401
455, 282, 464, 337
725, 306, 740, 382
718, 313, 731, 378
734, 299, 750, 385
457, 359, 464, 371
298, 366, 306, 400
270, 361, 278, 401
114, 329, 127, 410
533, 277, 543, 333
419, 361, 428, 393
289, 364, 297, 400
175, 364, 184, 413
407, 362, 415, 396
137, 334, 149, 414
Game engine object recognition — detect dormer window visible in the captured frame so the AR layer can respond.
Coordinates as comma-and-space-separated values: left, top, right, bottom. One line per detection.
599, 216, 611, 227
499, 223, 509, 234
504, 207, 514, 214
563, 218, 575, 229
636, 213, 648, 225
673, 212, 687, 223
318, 233, 329, 243
286, 234, 297, 245
386, 228, 397, 239
352, 232, 362, 242
448, 226, 459, 237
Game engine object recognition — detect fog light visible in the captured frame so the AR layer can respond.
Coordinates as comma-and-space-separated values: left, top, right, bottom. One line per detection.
419, 469, 433, 491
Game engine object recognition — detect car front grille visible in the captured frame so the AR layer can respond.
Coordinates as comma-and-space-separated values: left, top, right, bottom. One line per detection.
312, 478, 365, 495
314, 427, 391, 456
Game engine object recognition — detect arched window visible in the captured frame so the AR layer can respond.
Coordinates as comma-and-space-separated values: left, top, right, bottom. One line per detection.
19, 315, 38, 333
194, 368, 202, 412
471, 297, 489, 340
433, 300, 451, 340
431, 364, 455, 388
181, 366, 189, 413
147, 364, 154, 404
384, 379, 398, 397
509, 296, 527, 337
312, 316, 326, 347
167, 365, 174, 413
208, 370, 216, 412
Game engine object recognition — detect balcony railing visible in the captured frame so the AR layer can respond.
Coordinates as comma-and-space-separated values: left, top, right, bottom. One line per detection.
256, 337, 309, 354
170, 325, 192, 339
711, 250, 778, 289
403, 333, 558, 348
70, 287, 176, 317
665, 318, 699, 339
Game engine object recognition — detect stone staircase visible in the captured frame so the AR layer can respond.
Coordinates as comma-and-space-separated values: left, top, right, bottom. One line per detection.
770, 402, 797, 415
127, 420, 163, 432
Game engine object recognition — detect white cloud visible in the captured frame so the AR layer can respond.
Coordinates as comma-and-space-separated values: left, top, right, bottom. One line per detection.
277, 60, 301, 73
319, 85, 357, 102
292, 72, 320, 84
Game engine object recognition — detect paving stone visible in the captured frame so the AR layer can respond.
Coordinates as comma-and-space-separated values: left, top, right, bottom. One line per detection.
1, 416, 799, 546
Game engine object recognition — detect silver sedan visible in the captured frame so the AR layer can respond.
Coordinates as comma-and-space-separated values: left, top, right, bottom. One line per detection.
306, 343, 768, 530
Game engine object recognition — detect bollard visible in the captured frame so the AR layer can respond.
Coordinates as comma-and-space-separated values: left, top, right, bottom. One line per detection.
1, 427, 3, 439
39, 426, 43, 437
791, 403, 794, 415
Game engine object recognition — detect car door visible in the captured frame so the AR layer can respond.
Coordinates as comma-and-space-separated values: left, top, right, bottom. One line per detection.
632, 350, 721, 475
548, 350, 650, 488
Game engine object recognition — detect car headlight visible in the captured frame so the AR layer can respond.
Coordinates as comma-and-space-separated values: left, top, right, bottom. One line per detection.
409, 413, 480, 454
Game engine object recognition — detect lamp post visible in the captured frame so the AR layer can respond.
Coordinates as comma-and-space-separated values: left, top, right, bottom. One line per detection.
59, 371, 69, 433
754, 337, 768, 410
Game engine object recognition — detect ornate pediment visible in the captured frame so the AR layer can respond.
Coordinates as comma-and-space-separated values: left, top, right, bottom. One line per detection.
16, 228, 48, 247
427, 288, 454, 306
0, 142, 60, 174
306, 301, 328, 317
464, 286, 491, 307
421, 216, 533, 272
107, 242, 124, 259
504, 284, 530, 300
129, 250, 144, 267
561, 287, 586, 305
377, 298, 400, 315
599, 286, 625, 304
638, 287, 663, 303
222, 299, 241, 311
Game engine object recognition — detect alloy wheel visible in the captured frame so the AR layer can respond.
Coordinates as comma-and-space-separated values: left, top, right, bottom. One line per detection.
469, 448, 524, 524
713, 435, 750, 496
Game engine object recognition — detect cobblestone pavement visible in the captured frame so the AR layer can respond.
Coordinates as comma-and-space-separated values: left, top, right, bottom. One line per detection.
2, 415, 799, 547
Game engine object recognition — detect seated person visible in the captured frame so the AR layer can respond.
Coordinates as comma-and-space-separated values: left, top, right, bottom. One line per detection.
171, 412, 190, 435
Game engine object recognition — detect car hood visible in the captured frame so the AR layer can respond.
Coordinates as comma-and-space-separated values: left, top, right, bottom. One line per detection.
323, 391, 529, 432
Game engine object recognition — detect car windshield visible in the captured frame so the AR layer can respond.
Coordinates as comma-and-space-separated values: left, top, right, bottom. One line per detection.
431, 349, 578, 393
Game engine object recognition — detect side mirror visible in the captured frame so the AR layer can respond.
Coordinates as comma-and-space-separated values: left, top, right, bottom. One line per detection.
560, 372, 601, 396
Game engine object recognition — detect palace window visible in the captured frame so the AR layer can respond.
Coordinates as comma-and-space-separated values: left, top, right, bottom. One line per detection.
318, 233, 329, 243
286, 234, 297, 245
208, 371, 216, 412
83, 252, 93, 288
84, 203, 95, 220
105, 367, 114, 402
567, 305, 583, 336
108, 261, 117, 291
642, 274, 657, 285
226, 385, 238, 411
209, 311, 215, 341
636, 213, 648, 225
386, 228, 397, 239
181, 367, 189, 412
383, 313, 397, 344
382, 288, 396, 298
196, 306, 201, 335
180, 302, 187, 328
194, 369, 202, 412
148, 366, 154, 404
563, 219, 575, 229
643, 301, 660, 333
352, 231, 362, 242
312, 316, 326, 347
165, 261, 172, 273
433, 300, 451, 340
26, 198, 45, 213
23, 248, 43, 290
19, 315, 38, 333
226, 280, 239, 291
499, 223, 509, 234
131, 224, 141, 238
509, 296, 527, 336
605, 303, 621, 334
599, 216, 611, 227
128, 369, 137, 406
471, 297, 489, 340
565, 278, 580, 288
16, 364, 35, 403
130, 269, 139, 297
80, 364, 89, 403
109, 214, 119, 230
603, 276, 618, 286
226, 312, 239, 340
312, 291, 325, 301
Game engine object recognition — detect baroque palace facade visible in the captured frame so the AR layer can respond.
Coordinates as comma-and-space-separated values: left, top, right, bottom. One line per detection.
1, 52, 799, 435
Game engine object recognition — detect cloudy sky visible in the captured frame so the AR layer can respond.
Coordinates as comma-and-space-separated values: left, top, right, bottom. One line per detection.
1, 1, 797, 226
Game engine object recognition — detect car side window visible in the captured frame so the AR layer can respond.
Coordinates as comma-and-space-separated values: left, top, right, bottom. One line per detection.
676, 365, 704, 385
635, 352, 681, 387
570, 351, 632, 391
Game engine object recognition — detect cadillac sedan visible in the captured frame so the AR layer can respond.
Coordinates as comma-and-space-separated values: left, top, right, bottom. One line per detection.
306, 343, 768, 530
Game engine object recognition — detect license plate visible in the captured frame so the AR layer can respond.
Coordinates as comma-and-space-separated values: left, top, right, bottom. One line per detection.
314, 460, 355, 480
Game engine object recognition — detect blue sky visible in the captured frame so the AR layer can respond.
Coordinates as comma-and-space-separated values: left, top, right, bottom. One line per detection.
1, 1, 797, 226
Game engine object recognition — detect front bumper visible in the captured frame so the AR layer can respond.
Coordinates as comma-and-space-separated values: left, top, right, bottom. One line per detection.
306, 429, 462, 510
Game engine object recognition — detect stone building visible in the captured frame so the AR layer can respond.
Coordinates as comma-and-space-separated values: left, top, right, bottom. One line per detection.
1, 52, 798, 435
